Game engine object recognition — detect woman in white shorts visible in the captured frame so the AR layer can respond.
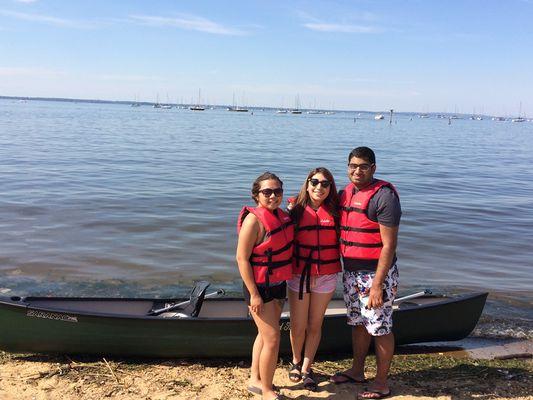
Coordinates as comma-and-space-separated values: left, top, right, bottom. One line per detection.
286, 167, 341, 391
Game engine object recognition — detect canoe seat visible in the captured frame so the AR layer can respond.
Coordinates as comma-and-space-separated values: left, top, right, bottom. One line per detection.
159, 312, 191, 318
181, 281, 210, 317
148, 281, 210, 318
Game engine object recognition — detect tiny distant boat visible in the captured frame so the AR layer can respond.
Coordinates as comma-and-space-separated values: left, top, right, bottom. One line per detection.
418, 114, 429, 119
0, 288, 487, 358
493, 117, 506, 121
513, 101, 526, 122
190, 89, 205, 111
325, 111, 336, 115
374, 114, 384, 120
290, 109, 302, 114
160, 104, 172, 109
307, 110, 323, 114
276, 109, 288, 114
227, 93, 249, 112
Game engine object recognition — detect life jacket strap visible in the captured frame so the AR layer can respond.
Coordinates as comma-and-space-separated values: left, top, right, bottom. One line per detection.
297, 243, 338, 250
340, 238, 383, 248
250, 241, 292, 259
341, 206, 364, 213
340, 226, 380, 233
297, 225, 337, 232
298, 251, 313, 300
250, 259, 292, 268
295, 255, 340, 264
266, 221, 294, 237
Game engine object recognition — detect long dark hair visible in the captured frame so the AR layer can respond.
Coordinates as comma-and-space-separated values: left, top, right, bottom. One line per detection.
289, 167, 339, 229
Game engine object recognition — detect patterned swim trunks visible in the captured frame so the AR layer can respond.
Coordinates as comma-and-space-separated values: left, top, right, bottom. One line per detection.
342, 264, 399, 336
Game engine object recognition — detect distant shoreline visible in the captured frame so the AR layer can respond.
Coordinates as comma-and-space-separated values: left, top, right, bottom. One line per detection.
1, 95, 475, 118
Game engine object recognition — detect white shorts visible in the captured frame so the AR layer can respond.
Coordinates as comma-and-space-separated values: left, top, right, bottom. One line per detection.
342, 264, 399, 336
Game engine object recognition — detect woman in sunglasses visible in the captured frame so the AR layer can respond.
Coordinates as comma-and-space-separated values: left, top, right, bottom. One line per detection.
286, 167, 341, 391
237, 172, 294, 400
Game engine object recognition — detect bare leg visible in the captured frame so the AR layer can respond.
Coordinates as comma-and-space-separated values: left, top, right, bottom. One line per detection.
351, 325, 372, 380
249, 333, 263, 388
251, 299, 283, 400
288, 288, 309, 365
371, 333, 394, 391
301, 291, 334, 373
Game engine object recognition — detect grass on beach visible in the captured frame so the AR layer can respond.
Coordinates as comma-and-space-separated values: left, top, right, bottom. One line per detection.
1, 351, 531, 399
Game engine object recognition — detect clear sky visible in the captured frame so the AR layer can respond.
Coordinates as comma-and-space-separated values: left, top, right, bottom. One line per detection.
1, 0, 532, 115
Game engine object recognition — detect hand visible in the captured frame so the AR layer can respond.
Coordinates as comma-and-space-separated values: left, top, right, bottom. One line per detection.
367, 284, 384, 309
249, 294, 264, 314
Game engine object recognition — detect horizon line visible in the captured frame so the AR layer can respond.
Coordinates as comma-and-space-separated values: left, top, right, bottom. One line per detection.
0, 95, 523, 117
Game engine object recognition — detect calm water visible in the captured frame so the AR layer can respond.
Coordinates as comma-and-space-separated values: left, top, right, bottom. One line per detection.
1, 99, 532, 338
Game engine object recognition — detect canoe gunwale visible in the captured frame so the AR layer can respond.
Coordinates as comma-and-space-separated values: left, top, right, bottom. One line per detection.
0, 292, 488, 322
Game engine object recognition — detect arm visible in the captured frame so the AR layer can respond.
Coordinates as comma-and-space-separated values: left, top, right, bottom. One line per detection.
236, 213, 264, 314
367, 224, 398, 309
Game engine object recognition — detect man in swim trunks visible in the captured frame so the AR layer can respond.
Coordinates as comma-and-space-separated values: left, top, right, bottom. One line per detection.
330, 147, 401, 400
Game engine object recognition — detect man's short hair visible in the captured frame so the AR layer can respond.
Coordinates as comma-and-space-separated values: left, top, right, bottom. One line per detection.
348, 146, 376, 164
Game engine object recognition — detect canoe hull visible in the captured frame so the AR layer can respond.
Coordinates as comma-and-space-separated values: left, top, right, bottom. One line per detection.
0, 292, 488, 358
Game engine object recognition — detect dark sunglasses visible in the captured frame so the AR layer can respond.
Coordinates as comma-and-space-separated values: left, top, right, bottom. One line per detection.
259, 188, 284, 197
308, 178, 331, 188
348, 163, 373, 172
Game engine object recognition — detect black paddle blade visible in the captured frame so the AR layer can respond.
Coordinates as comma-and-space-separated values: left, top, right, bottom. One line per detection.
182, 280, 210, 317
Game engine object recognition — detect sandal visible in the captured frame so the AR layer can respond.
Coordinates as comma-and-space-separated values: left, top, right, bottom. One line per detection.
288, 361, 302, 382
302, 369, 318, 391
357, 388, 392, 399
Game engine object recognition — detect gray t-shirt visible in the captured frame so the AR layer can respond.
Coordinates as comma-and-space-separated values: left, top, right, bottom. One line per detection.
367, 184, 401, 227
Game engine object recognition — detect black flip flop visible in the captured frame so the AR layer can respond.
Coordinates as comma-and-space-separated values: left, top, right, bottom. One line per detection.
330, 371, 367, 384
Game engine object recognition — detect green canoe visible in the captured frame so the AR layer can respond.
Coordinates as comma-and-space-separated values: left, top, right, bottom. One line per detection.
0, 291, 487, 358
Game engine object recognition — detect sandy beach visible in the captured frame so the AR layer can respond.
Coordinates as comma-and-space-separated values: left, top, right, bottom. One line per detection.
1, 349, 531, 400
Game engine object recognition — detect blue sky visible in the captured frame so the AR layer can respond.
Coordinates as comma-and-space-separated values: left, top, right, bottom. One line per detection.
1, 0, 532, 115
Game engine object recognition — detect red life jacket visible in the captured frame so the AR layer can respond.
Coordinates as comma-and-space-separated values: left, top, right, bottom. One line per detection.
237, 206, 294, 286
293, 204, 341, 298
339, 180, 398, 271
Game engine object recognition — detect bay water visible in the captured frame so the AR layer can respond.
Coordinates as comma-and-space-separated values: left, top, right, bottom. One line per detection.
0, 99, 531, 339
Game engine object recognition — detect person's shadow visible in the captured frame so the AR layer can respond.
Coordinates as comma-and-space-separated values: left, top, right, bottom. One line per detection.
277, 362, 531, 399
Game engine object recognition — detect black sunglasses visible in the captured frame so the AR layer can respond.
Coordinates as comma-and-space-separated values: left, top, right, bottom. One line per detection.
259, 188, 284, 197
308, 178, 331, 188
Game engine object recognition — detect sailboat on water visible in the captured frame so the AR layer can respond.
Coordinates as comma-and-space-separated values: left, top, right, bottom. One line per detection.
227, 93, 248, 112
131, 94, 141, 107
190, 89, 205, 111
512, 102, 526, 122
153, 93, 162, 108
290, 95, 302, 114
276, 97, 288, 114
